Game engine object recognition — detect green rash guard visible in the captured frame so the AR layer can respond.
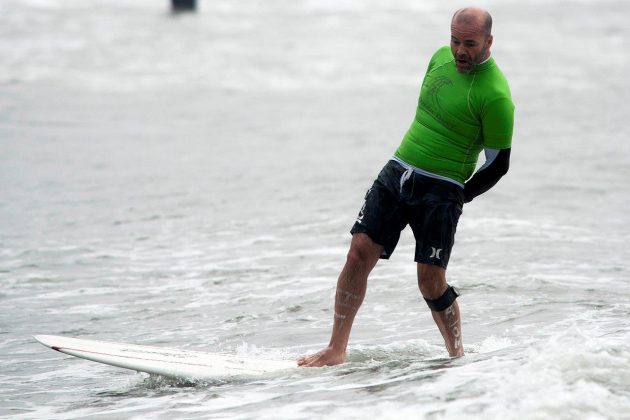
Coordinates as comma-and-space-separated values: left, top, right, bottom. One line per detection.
394, 46, 514, 185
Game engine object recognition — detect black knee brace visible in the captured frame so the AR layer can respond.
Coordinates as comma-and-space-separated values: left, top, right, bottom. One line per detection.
424, 285, 460, 312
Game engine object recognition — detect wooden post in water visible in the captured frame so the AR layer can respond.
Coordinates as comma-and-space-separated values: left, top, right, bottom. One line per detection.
171, 0, 196, 13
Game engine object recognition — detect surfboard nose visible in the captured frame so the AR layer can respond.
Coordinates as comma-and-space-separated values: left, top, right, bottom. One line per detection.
34, 335, 59, 348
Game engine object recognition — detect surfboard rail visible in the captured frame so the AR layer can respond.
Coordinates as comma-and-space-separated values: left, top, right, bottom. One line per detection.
34, 334, 296, 380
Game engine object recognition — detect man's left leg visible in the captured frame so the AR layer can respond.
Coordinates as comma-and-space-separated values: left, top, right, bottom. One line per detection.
417, 263, 464, 357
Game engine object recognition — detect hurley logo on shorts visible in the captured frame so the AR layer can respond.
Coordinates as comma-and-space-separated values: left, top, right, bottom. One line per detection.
356, 203, 366, 224
430, 247, 442, 259
356, 187, 373, 224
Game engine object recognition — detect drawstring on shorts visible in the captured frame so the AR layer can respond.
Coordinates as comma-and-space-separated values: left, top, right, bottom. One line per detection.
399, 167, 413, 193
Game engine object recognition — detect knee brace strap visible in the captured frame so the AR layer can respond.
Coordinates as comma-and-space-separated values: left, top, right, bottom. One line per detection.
424, 285, 460, 312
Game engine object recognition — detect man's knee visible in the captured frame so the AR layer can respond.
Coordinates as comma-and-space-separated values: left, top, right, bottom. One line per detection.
346, 233, 382, 268
417, 263, 447, 299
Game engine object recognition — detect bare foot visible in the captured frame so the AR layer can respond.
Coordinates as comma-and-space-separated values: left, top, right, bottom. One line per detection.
297, 346, 346, 367
451, 345, 465, 358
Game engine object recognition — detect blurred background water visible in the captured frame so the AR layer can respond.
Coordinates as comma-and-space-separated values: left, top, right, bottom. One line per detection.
1, 0, 629, 418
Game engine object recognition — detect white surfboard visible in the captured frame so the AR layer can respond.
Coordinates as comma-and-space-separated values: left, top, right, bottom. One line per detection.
34, 335, 296, 380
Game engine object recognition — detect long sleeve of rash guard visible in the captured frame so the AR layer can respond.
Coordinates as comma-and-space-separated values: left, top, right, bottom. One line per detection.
463, 148, 511, 203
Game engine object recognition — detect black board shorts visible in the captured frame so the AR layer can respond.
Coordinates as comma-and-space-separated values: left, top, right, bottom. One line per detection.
350, 160, 465, 268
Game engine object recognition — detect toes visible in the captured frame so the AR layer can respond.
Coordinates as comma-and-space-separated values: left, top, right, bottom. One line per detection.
303, 359, 318, 367
297, 353, 321, 367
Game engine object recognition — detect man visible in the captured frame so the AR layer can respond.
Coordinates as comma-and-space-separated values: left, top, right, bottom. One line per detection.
298, 7, 514, 367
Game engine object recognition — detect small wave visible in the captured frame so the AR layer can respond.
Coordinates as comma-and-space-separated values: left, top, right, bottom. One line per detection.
142, 373, 224, 389
350, 339, 440, 363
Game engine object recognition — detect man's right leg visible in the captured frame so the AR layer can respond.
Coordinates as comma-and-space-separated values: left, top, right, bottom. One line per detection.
297, 233, 384, 367
417, 263, 464, 357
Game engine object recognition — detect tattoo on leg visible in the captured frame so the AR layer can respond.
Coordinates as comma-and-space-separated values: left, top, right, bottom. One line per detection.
336, 288, 360, 301
336, 288, 360, 310
334, 312, 347, 320
444, 305, 461, 350
334, 288, 361, 327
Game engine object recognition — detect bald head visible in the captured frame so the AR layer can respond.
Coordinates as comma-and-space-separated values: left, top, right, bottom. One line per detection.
452, 7, 492, 37
450, 7, 494, 73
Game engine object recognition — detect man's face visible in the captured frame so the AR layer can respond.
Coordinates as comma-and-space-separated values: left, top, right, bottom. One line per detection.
450, 21, 493, 73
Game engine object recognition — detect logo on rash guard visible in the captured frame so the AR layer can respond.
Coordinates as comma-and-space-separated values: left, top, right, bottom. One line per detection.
419, 75, 457, 130
430, 247, 442, 259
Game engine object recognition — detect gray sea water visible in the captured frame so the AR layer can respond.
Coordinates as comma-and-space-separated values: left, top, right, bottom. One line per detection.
1, 0, 629, 418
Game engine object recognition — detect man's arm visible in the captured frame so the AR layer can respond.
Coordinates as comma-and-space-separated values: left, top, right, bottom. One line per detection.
463, 148, 510, 203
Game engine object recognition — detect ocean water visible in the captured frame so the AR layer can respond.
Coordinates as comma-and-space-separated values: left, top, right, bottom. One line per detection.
1, 0, 629, 418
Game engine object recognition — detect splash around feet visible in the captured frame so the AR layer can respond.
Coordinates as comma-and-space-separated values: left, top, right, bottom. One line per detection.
297, 346, 346, 367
